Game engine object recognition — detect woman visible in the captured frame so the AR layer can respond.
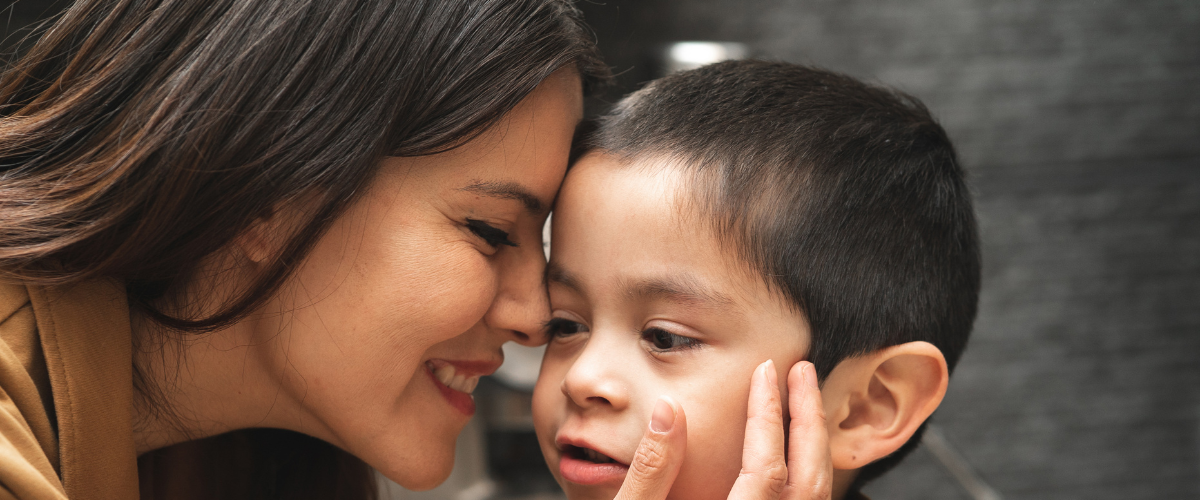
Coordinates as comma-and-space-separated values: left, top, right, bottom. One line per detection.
0, 1, 832, 499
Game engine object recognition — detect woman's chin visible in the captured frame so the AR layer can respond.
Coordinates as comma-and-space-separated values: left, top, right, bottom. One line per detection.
374, 448, 457, 491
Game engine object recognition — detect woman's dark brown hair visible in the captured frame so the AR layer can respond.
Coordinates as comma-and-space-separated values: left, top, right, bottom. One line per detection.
0, 0, 608, 498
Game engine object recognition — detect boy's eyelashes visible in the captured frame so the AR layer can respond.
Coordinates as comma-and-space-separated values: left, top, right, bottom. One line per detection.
466, 218, 518, 248
545, 317, 588, 337
545, 316, 704, 353
641, 326, 703, 352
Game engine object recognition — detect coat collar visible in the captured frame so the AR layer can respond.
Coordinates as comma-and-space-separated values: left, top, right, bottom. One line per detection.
27, 280, 139, 500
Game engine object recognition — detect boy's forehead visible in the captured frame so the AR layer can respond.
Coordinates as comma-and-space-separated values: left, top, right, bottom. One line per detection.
553, 153, 788, 314
559, 153, 703, 253
563, 152, 703, 228
565, 152, 683, 196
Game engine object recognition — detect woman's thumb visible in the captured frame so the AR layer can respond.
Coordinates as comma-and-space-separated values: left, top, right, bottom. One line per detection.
613, 396, 688, 500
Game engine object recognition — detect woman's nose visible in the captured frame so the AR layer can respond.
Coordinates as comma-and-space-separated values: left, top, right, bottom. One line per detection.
560, 336, 629, 411
484, 236, 551, 346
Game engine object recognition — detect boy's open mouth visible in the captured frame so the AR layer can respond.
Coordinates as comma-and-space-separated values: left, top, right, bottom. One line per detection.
557, 442, 629, 486
563, 444, 619, 465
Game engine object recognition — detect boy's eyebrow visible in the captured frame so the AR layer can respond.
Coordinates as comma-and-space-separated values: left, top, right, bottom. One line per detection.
458, 180, 545, 215
546, 262, 584, 293
623, 274, 736, 309
546, 264, 735, 310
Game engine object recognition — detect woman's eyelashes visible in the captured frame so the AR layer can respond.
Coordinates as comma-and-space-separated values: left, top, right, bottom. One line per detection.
545, 317, 588, 338
642, 327, 703, 352
466, 218, 517, 248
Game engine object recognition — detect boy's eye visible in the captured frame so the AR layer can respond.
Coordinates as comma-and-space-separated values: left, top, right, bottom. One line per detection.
466, 218, 517, 248
642, 327, 702, 352
545, 317, 588, 338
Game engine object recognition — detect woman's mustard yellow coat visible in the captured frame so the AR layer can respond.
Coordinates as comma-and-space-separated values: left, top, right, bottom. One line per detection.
0, 280, 139, 499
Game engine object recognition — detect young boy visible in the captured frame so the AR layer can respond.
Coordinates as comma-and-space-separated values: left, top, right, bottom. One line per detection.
531, 60, 980, 500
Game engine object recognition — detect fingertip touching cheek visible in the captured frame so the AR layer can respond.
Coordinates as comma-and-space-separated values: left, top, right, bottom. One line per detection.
532, 153, 811, 500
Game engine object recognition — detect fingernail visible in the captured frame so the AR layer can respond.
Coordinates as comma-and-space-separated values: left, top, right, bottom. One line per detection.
803, 362, 818, 388
762, 360, 777, 388
650, 397, 675, 433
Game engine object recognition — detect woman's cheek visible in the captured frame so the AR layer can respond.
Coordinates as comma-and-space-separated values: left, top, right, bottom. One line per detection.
406, 248, 499, 341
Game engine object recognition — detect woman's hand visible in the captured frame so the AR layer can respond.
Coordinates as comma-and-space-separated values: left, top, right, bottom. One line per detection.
613, 360, 832, 500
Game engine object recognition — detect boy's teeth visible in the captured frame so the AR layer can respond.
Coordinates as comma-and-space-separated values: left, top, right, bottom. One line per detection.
582, 448, 614, 464
427, 361, 480, 394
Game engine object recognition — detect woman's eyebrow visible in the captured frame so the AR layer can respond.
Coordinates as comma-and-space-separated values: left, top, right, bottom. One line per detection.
459, 180, 544, 215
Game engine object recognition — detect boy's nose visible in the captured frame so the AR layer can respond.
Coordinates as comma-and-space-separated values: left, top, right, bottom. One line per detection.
560, 338, 629, 411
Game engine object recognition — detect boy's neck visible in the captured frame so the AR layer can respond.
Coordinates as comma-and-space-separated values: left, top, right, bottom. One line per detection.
832, 468, 859, 500
842, 490, 869, 500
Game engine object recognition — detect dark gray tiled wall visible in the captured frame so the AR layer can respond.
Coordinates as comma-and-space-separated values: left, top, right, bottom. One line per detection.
578, 0, 1200, 498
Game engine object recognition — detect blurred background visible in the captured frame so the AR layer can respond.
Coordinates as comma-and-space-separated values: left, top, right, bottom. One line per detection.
4, 0, 1197, 499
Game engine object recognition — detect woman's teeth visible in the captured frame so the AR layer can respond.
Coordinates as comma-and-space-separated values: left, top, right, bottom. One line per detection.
428, 361, 480, 394
581, 447, 615, 464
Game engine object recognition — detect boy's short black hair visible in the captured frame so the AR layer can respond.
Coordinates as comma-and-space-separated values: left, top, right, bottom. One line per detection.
583, 60, 981, 485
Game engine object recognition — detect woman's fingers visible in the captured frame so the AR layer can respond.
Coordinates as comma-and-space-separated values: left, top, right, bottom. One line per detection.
781, 361, 833, 500
614, 396, 688, 500
728, 360, 789, 500
614, 361, 829, 500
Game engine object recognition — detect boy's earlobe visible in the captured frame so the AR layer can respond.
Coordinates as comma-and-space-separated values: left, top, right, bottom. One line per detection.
820, 341, 949, 470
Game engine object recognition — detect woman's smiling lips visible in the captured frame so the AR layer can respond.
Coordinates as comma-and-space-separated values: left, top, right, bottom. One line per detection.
555, 435, 630, 486
425, 358, 501, 416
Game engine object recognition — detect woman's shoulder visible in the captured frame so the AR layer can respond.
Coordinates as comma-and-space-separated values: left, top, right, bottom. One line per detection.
0, 281, 68, 499
1, 282, 45, 372
0, 282, 32, 331
0, 278, 139, 499
0, 282, 51, 411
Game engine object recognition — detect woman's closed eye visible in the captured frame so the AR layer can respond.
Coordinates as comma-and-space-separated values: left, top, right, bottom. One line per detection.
642, 327, 703, 352
545, 317, 588, 338
466, 218, 517, 248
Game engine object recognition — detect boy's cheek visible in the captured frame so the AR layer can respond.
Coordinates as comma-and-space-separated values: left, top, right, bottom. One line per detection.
531, 361, 566, 428
666, 424, 745, 500
664, 366, 778, 500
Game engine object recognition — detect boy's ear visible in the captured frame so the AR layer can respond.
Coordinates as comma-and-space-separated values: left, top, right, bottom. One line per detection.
819, 341, 949, 469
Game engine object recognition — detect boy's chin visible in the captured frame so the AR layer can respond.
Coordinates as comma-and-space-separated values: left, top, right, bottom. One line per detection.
559, 480, 622, 500
560, 482, 727, 500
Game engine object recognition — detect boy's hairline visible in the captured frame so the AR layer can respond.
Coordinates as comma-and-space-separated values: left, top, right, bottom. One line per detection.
572, 146, 814, 331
